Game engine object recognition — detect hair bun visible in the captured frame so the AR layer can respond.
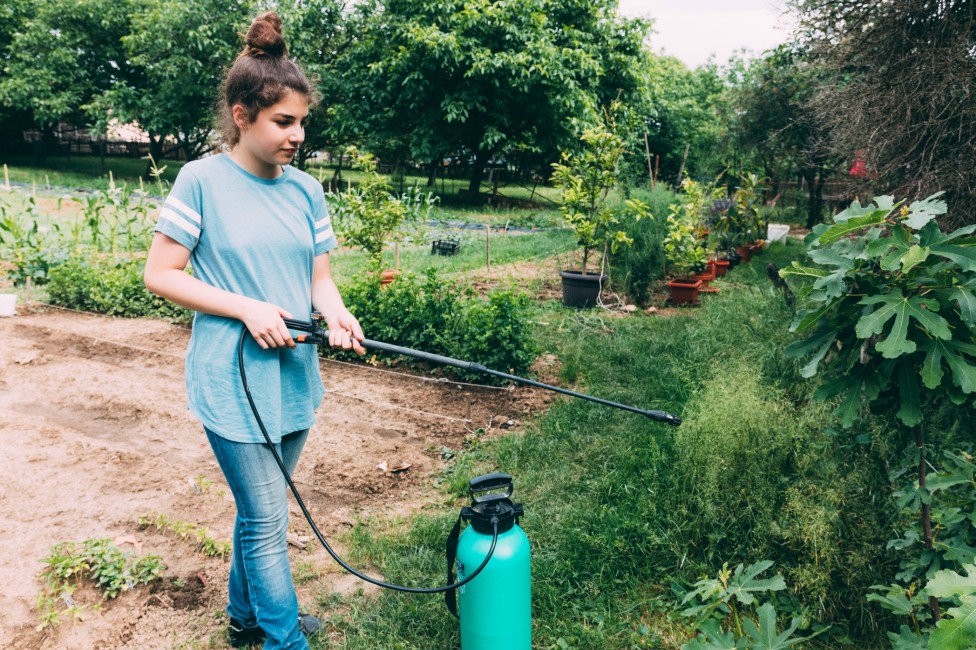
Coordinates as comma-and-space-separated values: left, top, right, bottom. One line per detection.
245, 12, 286, 58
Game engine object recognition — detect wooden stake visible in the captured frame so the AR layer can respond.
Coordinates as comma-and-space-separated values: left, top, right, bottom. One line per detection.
677, 143, 690, 181
486, 224, 491, 275
644, 132, 654, 189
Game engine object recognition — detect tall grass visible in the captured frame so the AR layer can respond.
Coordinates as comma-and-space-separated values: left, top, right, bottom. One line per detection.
317, 240, 899, 649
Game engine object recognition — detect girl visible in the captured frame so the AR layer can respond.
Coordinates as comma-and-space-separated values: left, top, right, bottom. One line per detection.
144, 12, 363, 649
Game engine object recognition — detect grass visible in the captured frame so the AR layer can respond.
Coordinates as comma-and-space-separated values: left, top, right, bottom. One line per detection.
0, 155, 186, 192
311, 239, 900, 649
328, 227, 577, 284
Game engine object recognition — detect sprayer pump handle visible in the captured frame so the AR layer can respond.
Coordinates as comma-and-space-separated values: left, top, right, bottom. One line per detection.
469, 472, 514, 504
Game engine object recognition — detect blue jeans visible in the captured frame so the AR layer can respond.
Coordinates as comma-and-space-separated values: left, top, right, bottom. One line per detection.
206, 427, 310, 650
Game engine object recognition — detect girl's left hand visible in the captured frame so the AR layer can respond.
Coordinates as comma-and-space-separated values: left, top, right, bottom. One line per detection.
327, 310, 366, 355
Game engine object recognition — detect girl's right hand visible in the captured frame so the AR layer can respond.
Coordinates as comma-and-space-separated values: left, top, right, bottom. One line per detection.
240, 299, 295, 349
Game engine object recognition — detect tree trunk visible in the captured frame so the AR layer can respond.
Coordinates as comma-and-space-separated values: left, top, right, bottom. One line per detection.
802, 167, 827, 229
467, 148, 489, 196
427, 160, 437, 188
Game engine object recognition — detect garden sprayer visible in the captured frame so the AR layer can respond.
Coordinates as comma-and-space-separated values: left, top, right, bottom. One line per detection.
237, 314, 681, 649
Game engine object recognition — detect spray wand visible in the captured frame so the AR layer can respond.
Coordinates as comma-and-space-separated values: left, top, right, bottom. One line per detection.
283, 315, 682, 426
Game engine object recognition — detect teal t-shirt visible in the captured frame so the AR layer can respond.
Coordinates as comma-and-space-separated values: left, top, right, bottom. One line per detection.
155, 154, 338, 443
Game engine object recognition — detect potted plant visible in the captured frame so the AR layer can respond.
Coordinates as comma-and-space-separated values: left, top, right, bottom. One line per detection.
332, 148, 434, 280
731, 172, 769, 260
551, 106, 649, 307
663, 207, 708, 305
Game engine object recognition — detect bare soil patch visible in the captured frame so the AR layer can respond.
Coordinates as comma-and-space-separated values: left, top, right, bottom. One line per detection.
0, 307, 554, 649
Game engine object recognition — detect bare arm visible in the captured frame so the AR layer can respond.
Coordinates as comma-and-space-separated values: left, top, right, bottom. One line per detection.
311, 253, 366, 355
143, 232, 295, 349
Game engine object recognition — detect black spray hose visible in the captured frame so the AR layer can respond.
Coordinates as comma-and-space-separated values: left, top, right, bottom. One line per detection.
283, 318, 683, 427
237, 327, 498, 594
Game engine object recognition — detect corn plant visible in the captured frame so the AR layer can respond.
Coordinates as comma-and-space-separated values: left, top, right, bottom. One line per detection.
0, 193, 60, 285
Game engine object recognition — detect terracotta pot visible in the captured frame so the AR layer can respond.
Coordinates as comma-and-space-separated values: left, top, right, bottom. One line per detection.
667, 279, 703, 306
713, 259, 730, 277
736, 245, 753, 264
379, 269, 400, 286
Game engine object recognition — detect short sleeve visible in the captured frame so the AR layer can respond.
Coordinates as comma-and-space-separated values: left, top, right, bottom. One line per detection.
313, 191, 338, 256
155, 167, 203, 251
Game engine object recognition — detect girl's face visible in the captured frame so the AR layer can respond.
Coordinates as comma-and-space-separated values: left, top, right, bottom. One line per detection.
232, 90, 309, 179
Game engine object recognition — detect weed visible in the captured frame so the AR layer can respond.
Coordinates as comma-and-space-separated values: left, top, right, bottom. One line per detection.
139, 511, 231, 558
36, 538, 163, 630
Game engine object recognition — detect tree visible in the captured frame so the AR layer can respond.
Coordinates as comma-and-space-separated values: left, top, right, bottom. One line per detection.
780, 194, 976, 623
275, 0, 361, 170
789, 0, 976, 226
732, 44, 836, 228
345, 0, 650, 195
637, 54, 726, 185
98, 0, 253, 169
0, 0, 136, 161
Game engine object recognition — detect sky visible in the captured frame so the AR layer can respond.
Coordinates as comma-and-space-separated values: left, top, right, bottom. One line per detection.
617, 0, 797, 68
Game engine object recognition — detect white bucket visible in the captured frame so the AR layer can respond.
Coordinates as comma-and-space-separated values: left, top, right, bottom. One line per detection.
767, 223, 790, 244
0, 293, 16, 317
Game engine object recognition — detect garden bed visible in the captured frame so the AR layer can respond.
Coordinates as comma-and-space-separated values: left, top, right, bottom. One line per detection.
0, 307, 553, 649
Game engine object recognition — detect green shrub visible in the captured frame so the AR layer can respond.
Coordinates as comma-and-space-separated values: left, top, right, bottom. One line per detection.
609, 185, 674, 304
47, 255, 191, 322
334, 269, 535, 382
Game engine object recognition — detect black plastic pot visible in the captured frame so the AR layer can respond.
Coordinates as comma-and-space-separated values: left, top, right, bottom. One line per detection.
559, 270, 606, 308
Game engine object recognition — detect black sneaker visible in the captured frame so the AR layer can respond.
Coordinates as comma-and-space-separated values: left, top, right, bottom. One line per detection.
228, 618, 265, 648
228, 614, 322, 647
299, 612, 323, 638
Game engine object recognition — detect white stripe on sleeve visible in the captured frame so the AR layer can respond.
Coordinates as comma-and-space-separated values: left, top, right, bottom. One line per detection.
166, 196, 202, 226
315, 226, 335, 244
159, 207, 201, 239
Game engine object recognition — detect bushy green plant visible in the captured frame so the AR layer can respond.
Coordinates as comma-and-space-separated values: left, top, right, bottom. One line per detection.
780, 192, 976, 626
664, 177, 722, 277
331, 148, 433, 271
47, 255, 191, 322
679, 560, 824, 649
334, 269, 535, 383
551, 104, 650, 274
37, 537, 164, 628
610, 186, 672, 304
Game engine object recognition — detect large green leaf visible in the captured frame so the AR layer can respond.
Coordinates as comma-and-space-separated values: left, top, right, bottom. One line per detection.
928, 596, 976, 650
741, 603, 821, 649
886, 626, 927, 650
816, 209, 891, 245
682, 620, 740, 650
926, 565, 976, 599
725, 561, 786, 606
930, 243, 976, 272
901, 193, 947, 230
788, 302, 835, 335
900, 245, 931, 273
856, 292, 951, 358
778, 262, 828, 280
919, 339, 976, 393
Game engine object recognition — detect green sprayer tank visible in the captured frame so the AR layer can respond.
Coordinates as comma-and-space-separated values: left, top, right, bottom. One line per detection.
455, 473, 531, 649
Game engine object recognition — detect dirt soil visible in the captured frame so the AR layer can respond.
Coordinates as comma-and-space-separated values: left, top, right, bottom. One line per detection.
0, 307, 554, 649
